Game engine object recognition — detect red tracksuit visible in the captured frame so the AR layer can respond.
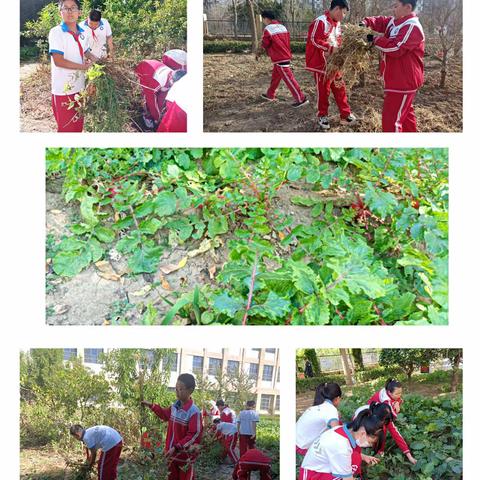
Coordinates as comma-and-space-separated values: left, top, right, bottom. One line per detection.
97, 441, 122, 480
261, 21, 305, 103
149, 399, 203, 480
363, 13, 425, 132
233, 448, 272, 480
368, 389, 410, 455
157, 75, 188, 133
216, 430, 239, 464
306, 11, 351, 119
220, 406, 236, 424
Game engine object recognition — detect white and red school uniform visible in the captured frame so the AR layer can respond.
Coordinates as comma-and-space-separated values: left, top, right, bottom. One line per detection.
362, 13, 425, 132
149, 398, 202, 480
216, 421, 239, 463
203, 401, 221, 423
366, 389, 410, 455
49, 22, 91, 132
233, 448, 272, 480
296, 400, 340, 455
163, 49, 187, 71
82, 426, 123, 480
237, 409, 260, 455
305, 11, 351, 119
82, 18, 112, 59
220, 406, 237, 424
299, 425, 362, 480
135, 60, 175, 124
157, 74, 188, 133
261, 21, 306, 103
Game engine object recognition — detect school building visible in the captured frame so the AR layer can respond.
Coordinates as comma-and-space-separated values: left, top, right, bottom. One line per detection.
62, 348, 280, 414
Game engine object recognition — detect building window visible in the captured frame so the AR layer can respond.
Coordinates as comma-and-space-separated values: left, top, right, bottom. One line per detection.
169, 353, 178, 371
260, 394, 274, 411
265, 348, 276, 354
262, 365, 274, 381
209, 357, 222, 375
192, 356, 204, 375
227, 360, 240, 375
84, 349, 104, 364
275, 395, 280, 410
249, 363, 259, 379
63, 349, 77, 361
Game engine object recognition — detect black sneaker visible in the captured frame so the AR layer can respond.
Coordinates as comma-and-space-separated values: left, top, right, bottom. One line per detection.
318, 116, 330, 130
261, 93, 276, 101
292, 98, 309, 108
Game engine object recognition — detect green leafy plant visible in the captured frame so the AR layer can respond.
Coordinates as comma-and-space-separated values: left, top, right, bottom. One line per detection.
46, 147, 448, 325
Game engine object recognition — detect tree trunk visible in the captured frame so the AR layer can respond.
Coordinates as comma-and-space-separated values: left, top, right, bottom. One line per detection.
440, 49, 448, 88
232, 0, 238, 40
340, 349, 353, 386
450, 352, 461, 393
247, 0, 258, 53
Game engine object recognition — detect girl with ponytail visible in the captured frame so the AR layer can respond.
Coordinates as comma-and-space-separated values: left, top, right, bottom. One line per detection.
367, 379, 417, 465
299, 409, 384, 480
296, 383, 342, 455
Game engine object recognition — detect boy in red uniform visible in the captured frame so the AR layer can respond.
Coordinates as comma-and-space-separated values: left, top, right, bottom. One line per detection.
237, 400, 259, 456
256, 10, 308, 108
233, 448, 272, 480
361, 0, 425, 132
213, 418, 239, 464
142, 373, 202, 480
306, 0, 356, 130
216, 399, 236, 423
48, 0, 93, 132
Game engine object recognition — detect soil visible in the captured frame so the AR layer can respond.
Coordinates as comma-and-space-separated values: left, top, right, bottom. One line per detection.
203, 53, 463, 133
46, 188, 231, 326
20, 448, 245, 480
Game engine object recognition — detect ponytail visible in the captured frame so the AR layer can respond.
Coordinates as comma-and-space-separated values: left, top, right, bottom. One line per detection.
367, 402, 392, 453
313, 382, 342, 406
347, 409, 384, 438
385, 378, 402, 393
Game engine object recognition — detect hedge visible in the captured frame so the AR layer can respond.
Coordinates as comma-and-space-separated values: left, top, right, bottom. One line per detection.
204, 40, 306, 54
296, 374, 347, 393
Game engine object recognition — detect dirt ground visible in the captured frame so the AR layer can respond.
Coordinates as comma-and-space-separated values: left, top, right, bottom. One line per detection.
46, 177, 329, 325
204, 53, 463, 133
20, 447, 249, 480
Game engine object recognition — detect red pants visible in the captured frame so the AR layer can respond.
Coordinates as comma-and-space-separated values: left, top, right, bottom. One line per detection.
382, 91, 417, 132
234, 462, 272, 480
239, 434, 256, 456
266, 63, 305, 102
313, 72, 351, 118
51, 94, 84, 132
222, 433, 239, 463
298, 467, 334, 480
168, 460, 194, 480
97, 441, 122, 480
296, 445, 308, 456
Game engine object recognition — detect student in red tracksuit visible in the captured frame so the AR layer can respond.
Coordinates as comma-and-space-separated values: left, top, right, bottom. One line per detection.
366, 379, 417, 465
213, 418, 240, 464
142, 373, 203, 480
157, 71, 188, 133
256, 10, 308, 108
306, 0, 356, 130
237, 400, 260, 456
361, 0, 425, 132
216, 399, 236, 423
70, 424, 123, 480
299, 410, 383, 480
233, 448, 272, 480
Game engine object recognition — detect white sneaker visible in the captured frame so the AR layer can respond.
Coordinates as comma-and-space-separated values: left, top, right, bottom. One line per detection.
340, 113, 357, 125
318, 116, 330, 130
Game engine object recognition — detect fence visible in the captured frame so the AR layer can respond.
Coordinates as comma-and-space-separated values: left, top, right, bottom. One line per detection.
204, 18, 310, 40
317, 350, 379, 373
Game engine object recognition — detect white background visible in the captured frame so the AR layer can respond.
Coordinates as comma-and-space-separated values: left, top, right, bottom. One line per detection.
1, 0, 479, 478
